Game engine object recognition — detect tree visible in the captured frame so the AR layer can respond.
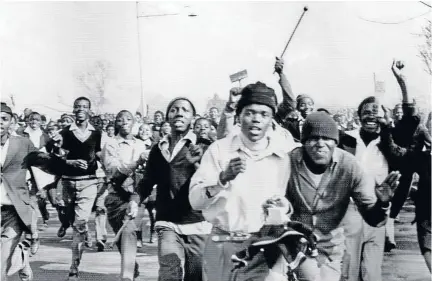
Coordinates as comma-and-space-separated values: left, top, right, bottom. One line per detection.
417, 19, 432, 76
76, 60, 111, 114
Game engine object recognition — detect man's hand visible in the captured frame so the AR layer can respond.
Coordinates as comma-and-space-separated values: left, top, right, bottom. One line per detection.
185, 144, 204, 164
391, 59, 406, 83
127, 201, 138, 218
219, 157, 246, 185
377, 105, 393, 127
137, 151, 150, 166
274, 57, 284, 75
66, 159, 88, 170
375, 171, 401, 204
227, 87, 242, 111
262, 195, 291, 215
51, 131, 63, 148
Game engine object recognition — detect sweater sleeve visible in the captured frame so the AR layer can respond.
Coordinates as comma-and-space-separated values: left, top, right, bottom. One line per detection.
350, 160, 389, 227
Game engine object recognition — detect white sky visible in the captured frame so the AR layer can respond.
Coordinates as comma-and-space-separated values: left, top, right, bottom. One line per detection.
0, 1, 431, 118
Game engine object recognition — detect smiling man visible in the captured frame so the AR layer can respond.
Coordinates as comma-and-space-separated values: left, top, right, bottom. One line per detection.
138, 97, 211, 281
46, 96, 102, 281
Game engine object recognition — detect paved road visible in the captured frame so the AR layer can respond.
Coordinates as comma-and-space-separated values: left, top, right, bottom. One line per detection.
8, 202, 431, 281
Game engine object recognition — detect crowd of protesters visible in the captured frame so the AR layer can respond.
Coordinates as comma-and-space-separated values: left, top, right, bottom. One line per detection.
1, 58, 430, 281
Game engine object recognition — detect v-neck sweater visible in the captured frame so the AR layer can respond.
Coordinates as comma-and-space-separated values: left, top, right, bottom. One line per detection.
139, 141, 206, 224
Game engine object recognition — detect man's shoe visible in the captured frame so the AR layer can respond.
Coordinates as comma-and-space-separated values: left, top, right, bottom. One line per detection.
68, 268, 79, 281
96, 240, 105, 252
134, 262, 140, 279
18, 242, 33, 281
84, 232, 92, 248
30, 238, 40, 256
137, 240, 143, 248
57, 226, 67, 238
67, 272, 79, 281
384, 240, 396, 252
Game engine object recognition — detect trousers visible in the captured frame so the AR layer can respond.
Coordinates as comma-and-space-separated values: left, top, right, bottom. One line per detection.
1, 206, 26, 280
105, 191, 138, 280
157, 226, 207, 281
62, 178, 98, 272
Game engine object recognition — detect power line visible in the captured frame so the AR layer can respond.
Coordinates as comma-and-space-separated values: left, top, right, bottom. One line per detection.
358, 11, 430, 25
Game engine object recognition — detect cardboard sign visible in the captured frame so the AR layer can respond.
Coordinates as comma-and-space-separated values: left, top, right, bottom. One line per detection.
229, 69, 248, 83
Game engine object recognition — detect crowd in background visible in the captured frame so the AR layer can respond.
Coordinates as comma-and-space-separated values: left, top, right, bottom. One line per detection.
1, 58, 431, 281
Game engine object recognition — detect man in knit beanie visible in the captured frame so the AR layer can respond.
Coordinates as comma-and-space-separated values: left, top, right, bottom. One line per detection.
285, 112, 401, 281
190, 81, 295, 281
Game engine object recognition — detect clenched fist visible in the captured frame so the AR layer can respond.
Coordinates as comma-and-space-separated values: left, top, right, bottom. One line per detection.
219, 157, 247, 185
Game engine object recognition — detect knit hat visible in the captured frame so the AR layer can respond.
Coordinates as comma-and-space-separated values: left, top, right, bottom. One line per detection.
165, 97, 196, 119
236, 82, 277, 116
301, 112, 339, 144
1, 102, 13, 116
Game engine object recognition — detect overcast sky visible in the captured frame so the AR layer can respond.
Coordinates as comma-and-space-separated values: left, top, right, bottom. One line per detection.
0, 1, 430, 117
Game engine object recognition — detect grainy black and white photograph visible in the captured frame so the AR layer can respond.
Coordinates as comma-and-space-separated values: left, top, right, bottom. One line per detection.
0, 1, 431, 281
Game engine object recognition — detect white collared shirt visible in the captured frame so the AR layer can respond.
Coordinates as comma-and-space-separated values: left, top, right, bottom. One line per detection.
155, 130, 213, 235
24, 126, 43, 148
1, 138, 13, 205
345, 129, 389, 186
102, 135, 148, 180
69, 121, 95, 143
189, 132, 291, 233
158, 131, 197, 162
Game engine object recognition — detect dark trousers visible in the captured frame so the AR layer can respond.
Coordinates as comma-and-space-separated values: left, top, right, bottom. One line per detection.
1, 206, 26, 280
37, 195, 49, 222
390, 171, 413, 218
157, 226, 207, 281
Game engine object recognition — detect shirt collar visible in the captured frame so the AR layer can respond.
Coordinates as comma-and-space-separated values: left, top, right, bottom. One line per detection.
229, 133, 286, 158
142, 138, 153, 147
158, 131, 197, 149
24, 126, 42, 134
114, 135, 136, 146
69, 121, 95, 132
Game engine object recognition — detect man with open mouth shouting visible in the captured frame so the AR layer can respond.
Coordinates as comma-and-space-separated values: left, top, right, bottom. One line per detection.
137, 97, 211, 281
189, 82, 295, 281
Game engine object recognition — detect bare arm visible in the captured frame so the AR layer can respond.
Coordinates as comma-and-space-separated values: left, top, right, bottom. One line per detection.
274, 58, 296, 124
391, 60, 409, 104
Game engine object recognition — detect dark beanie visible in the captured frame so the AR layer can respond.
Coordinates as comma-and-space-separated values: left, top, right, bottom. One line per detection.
1, 102, 13, 116
301, 112, 339, 144
236, 82, 277, 116
165, 97, 196, 119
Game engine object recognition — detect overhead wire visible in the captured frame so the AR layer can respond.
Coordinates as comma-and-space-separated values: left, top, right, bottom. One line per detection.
358, 11, 430, 25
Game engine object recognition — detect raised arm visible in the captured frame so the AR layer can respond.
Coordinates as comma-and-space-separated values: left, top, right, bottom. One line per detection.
274, 57, 296, 124
391, 60, 409, 104
216, 87, 242, 139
